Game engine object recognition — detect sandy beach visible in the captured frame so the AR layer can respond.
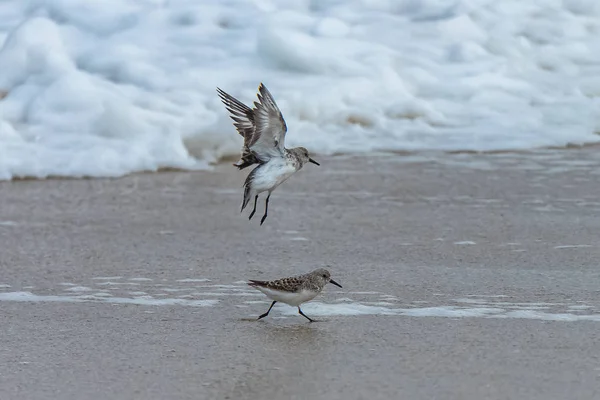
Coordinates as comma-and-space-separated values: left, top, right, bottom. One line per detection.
1, 149, 600, 400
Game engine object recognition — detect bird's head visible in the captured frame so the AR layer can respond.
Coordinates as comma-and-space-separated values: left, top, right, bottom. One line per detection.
292, 147, 320, 166
312, 268, 342, 288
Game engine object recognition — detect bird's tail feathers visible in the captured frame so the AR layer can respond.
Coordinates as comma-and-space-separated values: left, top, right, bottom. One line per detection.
233, 160, 247, 169
241, 182, 252, 212
241, 168, 258, 212
247, 280, 267, 287
234, 149, 261, 170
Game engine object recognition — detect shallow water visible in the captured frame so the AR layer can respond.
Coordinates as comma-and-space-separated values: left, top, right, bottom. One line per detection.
1, 277, 598, 322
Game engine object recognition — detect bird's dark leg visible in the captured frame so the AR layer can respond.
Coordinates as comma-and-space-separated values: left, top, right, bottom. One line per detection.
257, 301, 277, 320
248, 195, 258, 220
260, 194, 271, 226
298, 307, 315, 322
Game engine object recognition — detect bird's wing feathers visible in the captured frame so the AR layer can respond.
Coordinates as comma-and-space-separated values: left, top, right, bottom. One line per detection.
217, 83, 287, 164
247, 83, 287, 161
217, 87, 261, 168
216, 87, 255, 139
267, 276, 304, 292
248, 276, 304, 292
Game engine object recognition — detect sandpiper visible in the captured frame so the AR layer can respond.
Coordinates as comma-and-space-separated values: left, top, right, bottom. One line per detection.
217, 83, 320, 225
247, 268, 342, 322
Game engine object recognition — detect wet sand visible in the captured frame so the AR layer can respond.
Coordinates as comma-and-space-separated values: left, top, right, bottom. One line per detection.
1, 149, 600, 399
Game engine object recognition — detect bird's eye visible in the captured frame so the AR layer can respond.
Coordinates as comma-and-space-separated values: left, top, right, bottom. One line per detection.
322, 274, 327, 278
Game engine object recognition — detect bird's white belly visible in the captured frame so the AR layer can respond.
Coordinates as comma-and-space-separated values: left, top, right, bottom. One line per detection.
253, 160, 297, 194
256, 287, 319, 306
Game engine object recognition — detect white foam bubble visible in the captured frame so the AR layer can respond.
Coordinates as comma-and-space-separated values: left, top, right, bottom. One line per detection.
95, 282, 139, 286
89, 292, 111, 297
188, 292, 262, 297
280, 302, 399, 316
64, 286, 92, 292
402, 306, 506, 318
105, 296, 217, 307
364, 302, 397, 306
569, 305, 592, 310
498, 310, 599, 322
334, 298, 355, 303
274, 301, 600, 322
0, 291, 217, 307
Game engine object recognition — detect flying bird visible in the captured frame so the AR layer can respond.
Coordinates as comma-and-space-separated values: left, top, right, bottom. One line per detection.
217, 83, 320, 225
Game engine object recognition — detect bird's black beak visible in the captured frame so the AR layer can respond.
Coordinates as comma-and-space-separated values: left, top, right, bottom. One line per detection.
329, 279, 342, 288
309, 158, 320, 166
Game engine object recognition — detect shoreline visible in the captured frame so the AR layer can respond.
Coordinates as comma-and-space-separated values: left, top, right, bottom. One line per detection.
4, 142, 600, 182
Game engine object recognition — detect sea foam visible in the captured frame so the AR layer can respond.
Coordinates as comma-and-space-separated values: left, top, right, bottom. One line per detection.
0, 0, 599, 179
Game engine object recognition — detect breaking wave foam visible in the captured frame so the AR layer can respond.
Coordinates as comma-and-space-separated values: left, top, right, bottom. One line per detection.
1, 0, 600, 179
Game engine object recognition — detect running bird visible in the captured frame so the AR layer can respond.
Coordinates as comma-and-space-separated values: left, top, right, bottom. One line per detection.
216, 83, 320, 225
247, 268, 342, 322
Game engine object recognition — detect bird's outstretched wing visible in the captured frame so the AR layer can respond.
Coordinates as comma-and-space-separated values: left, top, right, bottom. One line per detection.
247, 83, 287, 162
217, 87, 260, 169
216, 87, 254, 139
217, 83, 288, 165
